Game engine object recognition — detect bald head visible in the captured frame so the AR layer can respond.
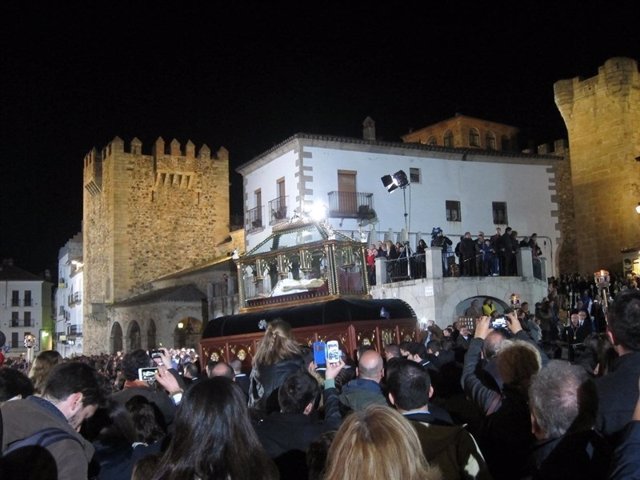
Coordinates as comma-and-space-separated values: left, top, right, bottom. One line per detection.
209, 361, 235, 380
358, 350, 384, 383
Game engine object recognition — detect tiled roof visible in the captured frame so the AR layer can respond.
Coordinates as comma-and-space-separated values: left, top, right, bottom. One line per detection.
0, 263, 43, 281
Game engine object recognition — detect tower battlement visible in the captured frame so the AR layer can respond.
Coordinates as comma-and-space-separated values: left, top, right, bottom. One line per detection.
554, 57, 640, 274
555, 57, 639, 120
91, 136, 227, 162
82, 134, 232, 353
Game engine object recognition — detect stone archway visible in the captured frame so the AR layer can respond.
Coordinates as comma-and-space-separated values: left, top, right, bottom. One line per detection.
439, 282, 516, 326
173, 317, 203, 349
127, 320, 141, 351
111, 322, 123, 354
147, 320, 157, 350
454, 295, 509, 318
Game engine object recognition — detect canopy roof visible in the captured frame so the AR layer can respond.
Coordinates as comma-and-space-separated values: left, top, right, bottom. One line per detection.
243, 220, 357, 257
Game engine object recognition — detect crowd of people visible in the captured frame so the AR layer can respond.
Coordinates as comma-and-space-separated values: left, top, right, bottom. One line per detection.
1, 284, 640, 479
366, 226, 546, 284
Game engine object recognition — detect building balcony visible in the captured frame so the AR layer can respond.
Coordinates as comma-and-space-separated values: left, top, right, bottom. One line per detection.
10, 319, 34, 328
245, 206, 264, 233
269, 196, 289, 225
67, 292, 82, 306
327, 191, 375, 220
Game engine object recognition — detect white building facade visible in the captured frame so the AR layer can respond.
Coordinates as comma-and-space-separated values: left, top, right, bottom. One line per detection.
54, 233, 84, 357
0, 259, 53, 359
237, 132, 561, 325
238, 133, 562, 273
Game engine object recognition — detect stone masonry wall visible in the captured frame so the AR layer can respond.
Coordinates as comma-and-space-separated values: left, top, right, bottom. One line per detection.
555, 57, 640, 275
82, 136, 231, 353
539, 140, 578, 275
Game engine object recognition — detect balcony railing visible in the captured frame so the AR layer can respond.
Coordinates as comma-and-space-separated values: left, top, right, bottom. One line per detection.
68, 292, 82, 305
10, 319, 34, 327
327, 191, 374, 219
10, 299, 34, 307
245, 206, 264, 233
268, 196, 288, 225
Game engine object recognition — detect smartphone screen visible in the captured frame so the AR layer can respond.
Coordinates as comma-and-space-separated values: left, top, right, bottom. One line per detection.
313, 341, 326, 368
138, 367, 158, 382
326, 341, 341, 363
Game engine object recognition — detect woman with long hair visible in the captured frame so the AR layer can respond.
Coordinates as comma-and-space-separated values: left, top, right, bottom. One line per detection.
29, 350, 62, 394
150, 377, 277, 480
249, 318, 304, 412
323, 404, 440, 480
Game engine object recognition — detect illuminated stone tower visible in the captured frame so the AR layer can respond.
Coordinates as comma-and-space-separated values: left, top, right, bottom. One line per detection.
82, 137, 230, 352
554, 57, 640, 274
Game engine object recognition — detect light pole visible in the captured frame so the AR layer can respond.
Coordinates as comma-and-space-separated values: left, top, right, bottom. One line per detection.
381, 170, 411, 278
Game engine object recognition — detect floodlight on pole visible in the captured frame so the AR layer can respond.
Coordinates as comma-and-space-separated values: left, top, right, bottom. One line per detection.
381, 170, 412, 278
380, 170, 409, 193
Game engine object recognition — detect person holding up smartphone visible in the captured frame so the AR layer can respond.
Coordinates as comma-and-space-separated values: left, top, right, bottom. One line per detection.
110, 349, 179, 427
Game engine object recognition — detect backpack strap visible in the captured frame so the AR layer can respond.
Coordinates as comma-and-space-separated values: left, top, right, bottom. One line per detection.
3, 427, 83, 456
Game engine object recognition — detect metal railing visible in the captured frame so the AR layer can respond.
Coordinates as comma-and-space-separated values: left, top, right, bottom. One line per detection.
327, 191, 374, 218
268, 196, 288, 225
245, 206, 264, 233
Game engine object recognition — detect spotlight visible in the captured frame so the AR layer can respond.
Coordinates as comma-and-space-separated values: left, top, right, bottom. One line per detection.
392, 170, 409, 189
381, 174, 396, 192
381, 170, 409, 193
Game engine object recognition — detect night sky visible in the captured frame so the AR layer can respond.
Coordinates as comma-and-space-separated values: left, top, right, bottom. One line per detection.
1, 2, 638, 277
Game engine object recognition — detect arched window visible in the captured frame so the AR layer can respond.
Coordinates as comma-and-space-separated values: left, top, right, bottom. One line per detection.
147, 319, 157, 350
485, 132, 497, 150
111, 322, 123, 354
443, 131, 454, 147
427, 136, 437, 146
127, 320, 141, 351
501, 135, 511, 151
469, 128, 480, 147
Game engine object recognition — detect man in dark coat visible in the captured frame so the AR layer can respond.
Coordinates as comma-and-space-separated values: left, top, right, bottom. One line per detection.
528, 360, 611, 480
387, 359, 491, 479
254, 362, 343, 479
459, 232, 478, 276
596, 289, 640, 443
